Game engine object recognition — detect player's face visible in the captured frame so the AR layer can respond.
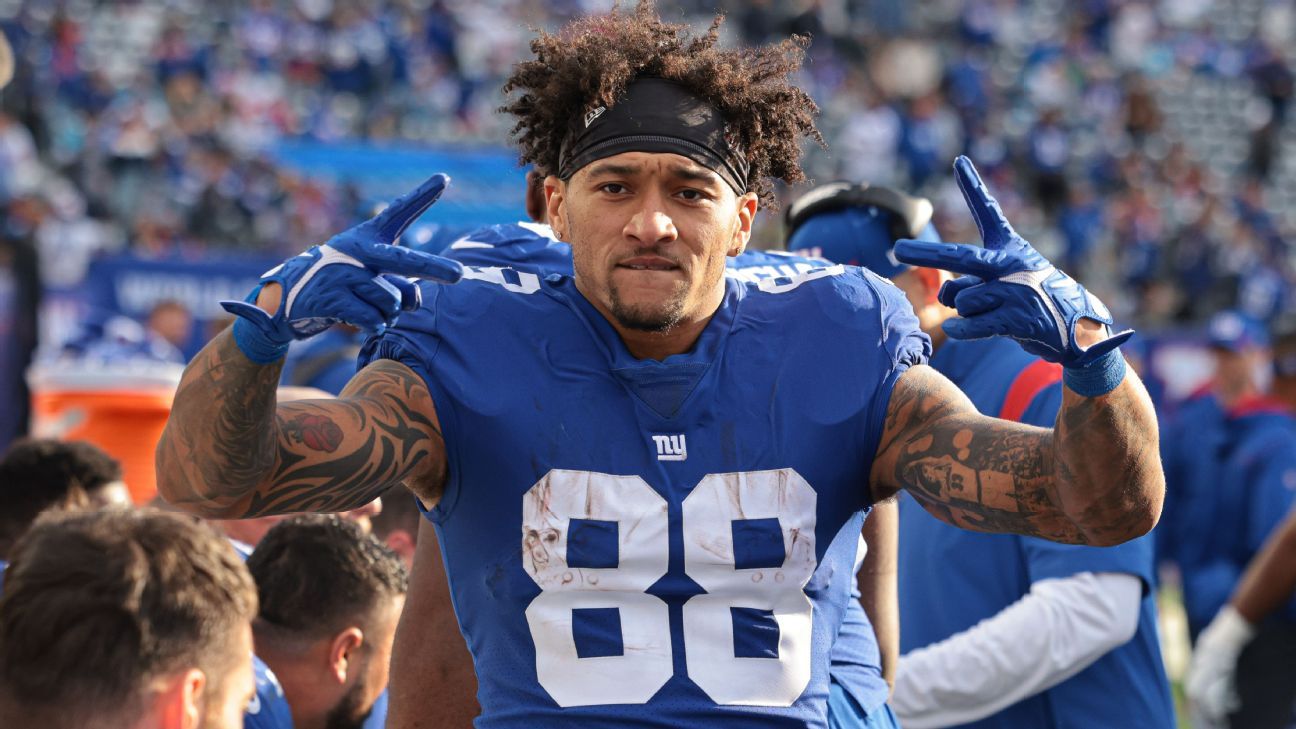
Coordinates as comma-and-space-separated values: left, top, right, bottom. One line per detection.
549, 152, 757, 334
325, 595, 404, 729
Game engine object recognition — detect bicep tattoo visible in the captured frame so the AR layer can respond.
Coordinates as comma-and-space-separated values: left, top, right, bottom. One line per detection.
238, 359, 447, 518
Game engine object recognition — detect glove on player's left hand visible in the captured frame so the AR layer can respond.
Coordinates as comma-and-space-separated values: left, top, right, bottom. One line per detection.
893, 156, 1131, 368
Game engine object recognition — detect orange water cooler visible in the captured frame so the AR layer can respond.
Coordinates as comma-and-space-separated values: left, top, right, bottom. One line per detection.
28, 362, 185, 504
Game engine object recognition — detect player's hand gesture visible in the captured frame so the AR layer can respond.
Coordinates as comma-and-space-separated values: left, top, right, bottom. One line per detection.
892, 156, 1131, 368
221, 174, 463, 362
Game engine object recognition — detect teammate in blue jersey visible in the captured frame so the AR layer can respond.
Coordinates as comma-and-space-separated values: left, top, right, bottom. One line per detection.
1188, 321, 1296, 729
1171, 312, 1275, 637
782, 182, 1175, 729
159, 6, 1164, 727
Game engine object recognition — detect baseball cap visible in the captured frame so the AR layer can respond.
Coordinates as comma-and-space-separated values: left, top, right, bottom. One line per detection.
1207, 310, 1269, 352
784, 182, 941, 277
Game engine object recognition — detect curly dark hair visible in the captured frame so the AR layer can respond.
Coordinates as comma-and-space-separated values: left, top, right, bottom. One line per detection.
248, 514, 408, 639
500, 1, 822, 208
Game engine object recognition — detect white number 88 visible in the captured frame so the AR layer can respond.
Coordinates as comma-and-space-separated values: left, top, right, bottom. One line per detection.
521, 468, 818, 708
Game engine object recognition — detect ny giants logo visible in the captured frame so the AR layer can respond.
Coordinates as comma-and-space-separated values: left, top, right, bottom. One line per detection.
651, 434, 687, 461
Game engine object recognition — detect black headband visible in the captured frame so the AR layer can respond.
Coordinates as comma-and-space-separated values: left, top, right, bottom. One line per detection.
556, 77, 750, 195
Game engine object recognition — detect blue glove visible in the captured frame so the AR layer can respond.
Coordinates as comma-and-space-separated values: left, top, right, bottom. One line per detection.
221, 174, 463, 363
892, 156, 1131, 370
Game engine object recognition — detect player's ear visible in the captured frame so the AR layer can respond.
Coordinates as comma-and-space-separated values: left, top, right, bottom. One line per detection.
545, 176, 568, 240
728, 191, 758, 257
328, 627, 365, 684
154, 667, 206, 729
914, 266, 944, 306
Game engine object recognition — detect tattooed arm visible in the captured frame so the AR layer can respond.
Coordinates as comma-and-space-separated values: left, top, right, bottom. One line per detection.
156, 327, 444, 519
870, 359, 1162, 547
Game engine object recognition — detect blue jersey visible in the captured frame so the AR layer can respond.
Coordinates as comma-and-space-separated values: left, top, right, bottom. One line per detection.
1157, 388, 1227, 572
1181, 398, 1296, 633
245, 655, 293, 729
435, 224, 889, 716
361, 265, 928, 726
897, 337, 1174, 729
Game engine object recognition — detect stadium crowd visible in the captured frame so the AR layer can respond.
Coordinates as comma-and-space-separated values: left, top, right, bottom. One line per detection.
1, 0, 1295, 324
3, 2, 1296, 729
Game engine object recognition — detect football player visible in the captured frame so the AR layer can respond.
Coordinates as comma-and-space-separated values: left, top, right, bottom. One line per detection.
158, 5, 1163, 726
1187, 322, 1296, 729
387, 174, 909, 727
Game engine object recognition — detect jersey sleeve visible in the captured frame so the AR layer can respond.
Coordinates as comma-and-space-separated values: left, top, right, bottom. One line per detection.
866, 270, 931, 375
857, 270, 931, 493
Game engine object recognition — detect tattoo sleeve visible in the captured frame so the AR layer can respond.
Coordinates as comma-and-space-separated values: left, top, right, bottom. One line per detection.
871, 364, 1163, 546
157, 329, 445, 519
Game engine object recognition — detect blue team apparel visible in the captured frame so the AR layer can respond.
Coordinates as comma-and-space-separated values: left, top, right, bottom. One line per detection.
1182, 397, 1296, 632
360, 264, 929, 726
898, 336, 1175, 729
788, 211, 940, 280
433, 224, 891, 719
893, 156, 1131, 370
245, 655, 293, 729
1157, 387, 1226, 577
432, 222, 573, 274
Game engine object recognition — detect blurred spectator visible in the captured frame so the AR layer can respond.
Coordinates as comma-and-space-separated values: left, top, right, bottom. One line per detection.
0, 509, 258, 729
0, 438, 130, 560
146, 299, 193, 358
247, 514, 407, 729
0, 0, 1293, 339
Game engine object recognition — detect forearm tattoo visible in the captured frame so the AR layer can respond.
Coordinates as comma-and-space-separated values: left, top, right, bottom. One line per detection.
877, 364, 1161, 545
878, 366, 1086, 544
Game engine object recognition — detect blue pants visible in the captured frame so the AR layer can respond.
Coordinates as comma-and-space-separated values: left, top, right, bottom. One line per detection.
827, 679, 901, 729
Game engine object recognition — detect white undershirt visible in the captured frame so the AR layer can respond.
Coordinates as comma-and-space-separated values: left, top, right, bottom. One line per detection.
890, 571, 1143, 728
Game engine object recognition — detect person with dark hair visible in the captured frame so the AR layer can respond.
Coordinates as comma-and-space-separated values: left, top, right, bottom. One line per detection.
0, 509, 258, 729
0, 438, 131, 560
246, 514, 408, 729
159, 3, 1163, 726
